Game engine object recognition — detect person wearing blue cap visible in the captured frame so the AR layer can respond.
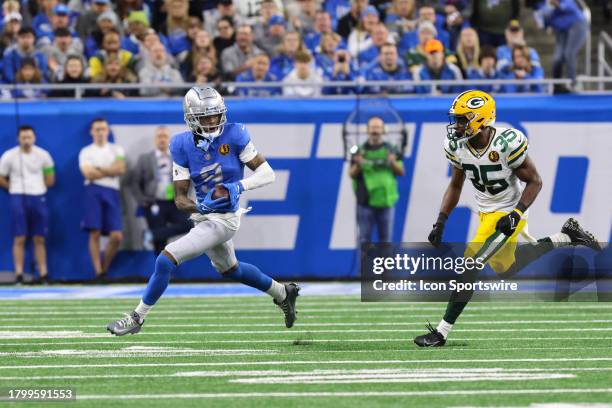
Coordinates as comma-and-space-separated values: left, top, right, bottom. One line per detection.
255, 14, 285, 56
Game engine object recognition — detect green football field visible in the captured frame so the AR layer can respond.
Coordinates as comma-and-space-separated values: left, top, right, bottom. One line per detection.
1, 293, 612, 407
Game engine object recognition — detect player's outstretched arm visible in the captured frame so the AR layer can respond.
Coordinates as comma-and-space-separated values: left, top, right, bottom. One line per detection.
173, 179, 198, 214
240, 153, 275, 191
513, 155, 543, 211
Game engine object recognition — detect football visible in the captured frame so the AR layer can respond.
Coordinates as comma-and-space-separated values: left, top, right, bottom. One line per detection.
212, 184, 229, 200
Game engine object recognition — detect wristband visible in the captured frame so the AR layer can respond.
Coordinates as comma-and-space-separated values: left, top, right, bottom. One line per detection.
436, 212, 448, 225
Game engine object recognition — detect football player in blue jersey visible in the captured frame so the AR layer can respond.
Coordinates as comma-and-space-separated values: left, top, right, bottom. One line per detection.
107, 86, 300, 336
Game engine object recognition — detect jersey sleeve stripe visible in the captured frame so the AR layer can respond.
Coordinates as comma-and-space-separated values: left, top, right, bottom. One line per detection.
508, 144, 528, 165
508, 140, 527, 160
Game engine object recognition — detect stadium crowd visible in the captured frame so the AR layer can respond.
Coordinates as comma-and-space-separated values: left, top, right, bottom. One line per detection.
0, 0, 587, 97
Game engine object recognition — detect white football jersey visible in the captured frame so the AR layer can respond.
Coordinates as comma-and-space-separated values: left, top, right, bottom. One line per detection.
444, 126, 529, 213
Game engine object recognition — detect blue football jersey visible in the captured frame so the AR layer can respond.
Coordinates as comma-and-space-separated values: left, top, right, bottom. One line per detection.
170, 123, 253, 206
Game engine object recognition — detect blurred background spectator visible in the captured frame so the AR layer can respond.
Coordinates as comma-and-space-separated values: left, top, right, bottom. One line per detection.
129, 126, 191, 255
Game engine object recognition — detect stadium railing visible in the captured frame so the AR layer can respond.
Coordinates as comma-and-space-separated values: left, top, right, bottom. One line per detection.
6, 77, 612, 99
597, 31, 612, 91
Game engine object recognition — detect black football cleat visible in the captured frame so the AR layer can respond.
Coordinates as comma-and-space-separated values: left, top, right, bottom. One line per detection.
414, 322, 446, 347
274, 283, 300, 328
562, 218, 602, 251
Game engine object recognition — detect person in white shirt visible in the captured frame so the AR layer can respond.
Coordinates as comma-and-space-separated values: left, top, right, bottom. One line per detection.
282, 50, 323, 97
78, 118, 126, 280
0, 125, 55, 284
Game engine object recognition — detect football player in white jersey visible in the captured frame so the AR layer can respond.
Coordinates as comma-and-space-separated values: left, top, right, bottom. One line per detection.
414, 90, 602, 347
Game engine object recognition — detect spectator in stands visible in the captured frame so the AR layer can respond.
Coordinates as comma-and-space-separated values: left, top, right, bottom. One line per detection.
234, 0, 284, 25
32, 0, 59, 40
78, 118, 126, 280
501, 44, 544, 93
337, 0, 369, 39
235, 53, 280, 96
3, 27, 49, 84
121, 11, 151, 54
415, 38, 463, 94
321, 48, 356, 94
398, 5, 450, 51
89, 29, 134, 78
221, 24, 263, 79
0, 125, 55, 284
290, 0, 318, 34
363, 42, 412, 94
48, 55, 90, 97
76, 0, 118, 40
348, 5, 379, 58
129, 126, 191, 255
0, 12, 22, 55
213, 16, 236, 60
349, 116, 404, 245
444, 0, 469, 50
358, 22, 394, 65
315, 31, 344, 74
466, 45, 501, 93
12, 58, 46, 98
35, 4, 76, 48
190, 55, 224, 90
496, 20, 541, 71
158, 0, 190, 58
403, 21, 436, 72
535, 0, 587, 85
204, 0, 243, 37
385, 0, 416, 38
91, 54, 138, 98
282, 50, 323, 97
181, 29, 217, 79
252, 0, 280, 41
138, 42, 184, 97
255, 15, 286, 57
44, 28, 85, 81
454, 27, 479, 76
471, 0, 520, 47
270, 31, 303, 79
304, 10, 335, 52
84, 10, 120, 58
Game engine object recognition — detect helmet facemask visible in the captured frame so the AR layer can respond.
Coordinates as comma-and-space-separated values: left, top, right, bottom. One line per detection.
447, 112, 480, 142
185, 110, 227, 152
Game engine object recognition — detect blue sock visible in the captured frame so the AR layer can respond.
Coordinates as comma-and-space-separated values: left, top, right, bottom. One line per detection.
225, 262, 272, 292
142, 253, 176, 306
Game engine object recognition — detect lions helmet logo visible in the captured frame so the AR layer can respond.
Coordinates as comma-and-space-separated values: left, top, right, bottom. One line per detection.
489, 151, 500, 162
466, 97, 485, 109
219, 144, 230, 155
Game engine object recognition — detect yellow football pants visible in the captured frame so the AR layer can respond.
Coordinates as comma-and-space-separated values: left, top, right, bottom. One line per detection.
465, 211, 527, 274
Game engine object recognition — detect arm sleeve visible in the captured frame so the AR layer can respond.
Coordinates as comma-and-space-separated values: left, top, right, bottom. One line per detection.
240, 161, 275, 191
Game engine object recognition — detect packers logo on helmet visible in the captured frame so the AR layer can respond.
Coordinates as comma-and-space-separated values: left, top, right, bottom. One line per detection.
447, 90, 496, 142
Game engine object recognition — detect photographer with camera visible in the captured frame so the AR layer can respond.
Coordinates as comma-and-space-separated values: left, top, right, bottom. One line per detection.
349, 116, 404, 245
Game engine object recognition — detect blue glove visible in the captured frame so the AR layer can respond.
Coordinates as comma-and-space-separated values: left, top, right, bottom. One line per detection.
222, 181, 244, 210
196, 188, 231, 214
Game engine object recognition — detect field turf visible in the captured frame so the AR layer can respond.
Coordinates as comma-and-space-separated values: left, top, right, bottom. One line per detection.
1, 291, 612, 407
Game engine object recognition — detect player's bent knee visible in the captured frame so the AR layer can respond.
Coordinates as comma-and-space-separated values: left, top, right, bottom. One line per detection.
219, 262, 239, 275
161, 249, 179, 266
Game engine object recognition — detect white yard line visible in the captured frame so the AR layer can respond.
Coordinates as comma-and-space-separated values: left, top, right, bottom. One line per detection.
68, 388, 612, 400
1, 367, 612, 381
3, 357, 612, 370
